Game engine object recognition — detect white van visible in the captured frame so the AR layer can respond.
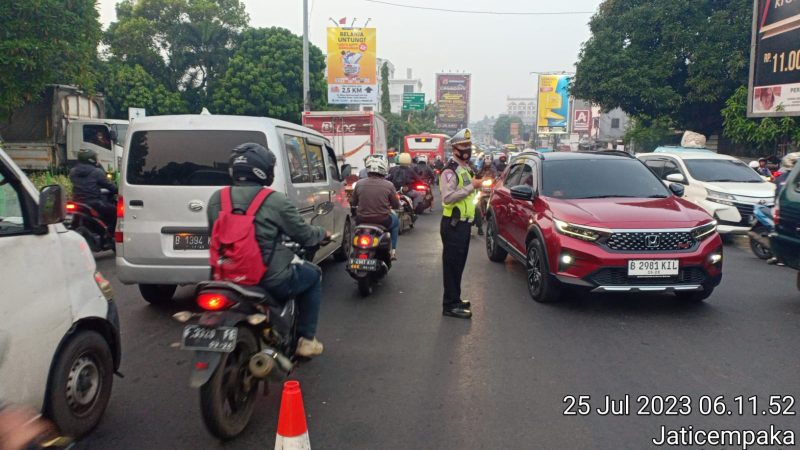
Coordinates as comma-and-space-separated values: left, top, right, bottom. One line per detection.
115, 114, 354, 304
0, 147, 119, 438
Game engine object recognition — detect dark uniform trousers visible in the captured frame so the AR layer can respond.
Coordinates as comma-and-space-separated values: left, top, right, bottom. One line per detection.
440, 217, 472, 309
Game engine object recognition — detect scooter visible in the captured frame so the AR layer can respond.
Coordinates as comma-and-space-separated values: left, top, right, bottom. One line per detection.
173, 202, 333, 440
748, 204, 774, 260
396, 190, 416, 234
346, 223, 393, 296
411, 181, 434, 214
64, 189, 116, 253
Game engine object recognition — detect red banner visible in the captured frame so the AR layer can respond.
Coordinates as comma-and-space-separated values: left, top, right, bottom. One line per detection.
302, 115, 373, 136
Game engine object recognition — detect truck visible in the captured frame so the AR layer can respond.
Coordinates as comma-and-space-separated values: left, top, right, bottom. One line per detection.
301, 111, 388, 171
0, 85, 126, 172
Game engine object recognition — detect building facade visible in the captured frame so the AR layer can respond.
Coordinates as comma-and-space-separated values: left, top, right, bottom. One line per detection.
506, 97, 537, 125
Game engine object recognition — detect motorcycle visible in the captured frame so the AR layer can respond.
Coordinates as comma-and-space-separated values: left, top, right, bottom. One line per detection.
396, 189, 416, 234
411, 181, 434, 214
172, 202, 334, 440
64, 189, 116, 253
748, 204, 774, 260
346, 223, 393, 296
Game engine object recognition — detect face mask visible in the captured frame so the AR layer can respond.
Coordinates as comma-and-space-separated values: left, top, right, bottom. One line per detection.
455, 147, 472, 161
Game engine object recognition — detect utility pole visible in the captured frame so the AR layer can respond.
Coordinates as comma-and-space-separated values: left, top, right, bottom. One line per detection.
303, 0, 311, 112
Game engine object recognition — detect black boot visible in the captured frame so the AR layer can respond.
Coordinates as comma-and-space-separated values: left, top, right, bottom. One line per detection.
443, 307, 472, 319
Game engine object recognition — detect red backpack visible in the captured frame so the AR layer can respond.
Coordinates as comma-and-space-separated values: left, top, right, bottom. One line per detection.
209, 187, 274, 285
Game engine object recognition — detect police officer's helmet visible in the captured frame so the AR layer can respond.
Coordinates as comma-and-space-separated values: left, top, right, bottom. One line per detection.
78, 148, 98, 165
229, 143, 276, 186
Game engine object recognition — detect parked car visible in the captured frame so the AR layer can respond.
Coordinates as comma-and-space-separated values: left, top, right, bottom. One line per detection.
637, 152, 775, 235
770, 163, 800, 288
653, 146, 716, 154
0, 146, 120, 438
115, 114, 353, 304
484, 151, 723, 303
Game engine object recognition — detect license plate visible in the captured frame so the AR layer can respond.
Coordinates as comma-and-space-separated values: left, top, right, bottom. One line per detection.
349, 258, 379, 272
173, 234, 209, 250
627, 260, 680, 277
181, 325, 237, 352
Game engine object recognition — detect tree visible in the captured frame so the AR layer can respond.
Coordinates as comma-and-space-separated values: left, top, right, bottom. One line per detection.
572, 0, 751, 135
0, 0, 101, 116
98, 61, 188, 119
405, 102, 440, 135
493, 116, 523, 144
380, 63, 391, 114
211, 27, 327, 123
722, 86, 800, 153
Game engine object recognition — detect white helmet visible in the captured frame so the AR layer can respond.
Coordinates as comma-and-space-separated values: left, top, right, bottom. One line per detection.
749, 161, 760, 169
365, 155, 388, 176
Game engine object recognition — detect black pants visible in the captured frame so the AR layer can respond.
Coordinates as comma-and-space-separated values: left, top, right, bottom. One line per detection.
440, 217, 472, 309
88, 200, 117, 234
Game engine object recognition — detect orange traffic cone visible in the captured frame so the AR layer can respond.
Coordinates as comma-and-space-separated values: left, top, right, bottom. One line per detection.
275, 380, 311, 450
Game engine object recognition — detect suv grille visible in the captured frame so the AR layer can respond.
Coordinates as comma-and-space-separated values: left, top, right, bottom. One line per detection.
605, 231, 696, 252
589, 267, 707, 286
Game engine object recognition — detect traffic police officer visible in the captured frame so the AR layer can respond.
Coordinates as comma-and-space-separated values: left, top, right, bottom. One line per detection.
440, 129, 483, 319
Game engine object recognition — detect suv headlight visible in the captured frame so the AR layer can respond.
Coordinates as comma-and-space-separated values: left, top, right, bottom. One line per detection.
706, 189, 736, 206
691, 220, 717, 241
553, 219, 610, 242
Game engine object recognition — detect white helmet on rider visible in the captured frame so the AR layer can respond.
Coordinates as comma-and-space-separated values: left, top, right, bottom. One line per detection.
365, 155, 388, 176
749, 161, 760, 169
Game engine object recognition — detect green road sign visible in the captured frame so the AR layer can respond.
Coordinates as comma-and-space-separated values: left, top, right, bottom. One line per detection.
402, 93, 425, 111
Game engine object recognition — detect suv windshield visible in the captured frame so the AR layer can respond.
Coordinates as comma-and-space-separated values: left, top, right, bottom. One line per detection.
542, 158, 670, 199
683, 159, 764, 183
126, 130, 268, 186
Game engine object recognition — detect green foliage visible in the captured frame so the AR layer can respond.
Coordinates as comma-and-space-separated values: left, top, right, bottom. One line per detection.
385, 103, 441, 151
493, 116, 524, 144
624, 117, 676, 152
28, 172, 73, 196
99, 61, 188, 119
722, 86, 800, 151
573, 0, 751, 135
210, 27, 326, 123
0, 0, 101, 116
380, 63, 391, 114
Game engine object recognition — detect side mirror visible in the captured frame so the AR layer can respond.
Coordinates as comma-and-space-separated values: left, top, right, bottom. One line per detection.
340, 164, 352, 179
510, 185, 535, 201
669, 183, 685, 197
109, 129, 118, 141
37, 185, 66, 229
665, 173, 687, 184
316, 201, 334, 216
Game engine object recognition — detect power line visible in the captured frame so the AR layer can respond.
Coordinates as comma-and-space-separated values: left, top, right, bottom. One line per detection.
363, 0, 594, 16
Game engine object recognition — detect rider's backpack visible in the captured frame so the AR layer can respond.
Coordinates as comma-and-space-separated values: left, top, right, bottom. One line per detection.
209, 187, 273, 285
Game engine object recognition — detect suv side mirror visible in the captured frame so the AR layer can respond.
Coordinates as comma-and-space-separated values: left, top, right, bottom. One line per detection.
37, 185, 66, 230
340, 164, 352, 179
669, 183, 685, 197
665, 173, 687, 184
510, 185, 535, 201
109, 129, 118, 141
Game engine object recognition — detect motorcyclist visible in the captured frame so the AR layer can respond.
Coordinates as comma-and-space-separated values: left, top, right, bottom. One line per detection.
387, 153, 423, 210
413, 158, 435, 185
493, 153, 508, 173
755, 158, 772, 177
477, 154, 498, 180
207, 143, 330, 358
69, 149, 118, 233
433, 156, 445, 172
350, 156, 401, 260
774, 152, 800, 199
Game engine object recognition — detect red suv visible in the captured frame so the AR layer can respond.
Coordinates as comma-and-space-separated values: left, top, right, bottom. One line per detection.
485, 151, 723, 303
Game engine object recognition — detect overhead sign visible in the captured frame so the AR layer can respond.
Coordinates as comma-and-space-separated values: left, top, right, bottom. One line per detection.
573, 109, 591, 132
436, 74, 471, 134
748, 0, 800, 117
537, 75, 570, 135
327, 27, 377, 105
402, 93, 425, 111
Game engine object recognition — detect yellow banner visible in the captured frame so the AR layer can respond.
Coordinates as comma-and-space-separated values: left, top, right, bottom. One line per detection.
537, 75, 570, 132
327, 28, 377, 86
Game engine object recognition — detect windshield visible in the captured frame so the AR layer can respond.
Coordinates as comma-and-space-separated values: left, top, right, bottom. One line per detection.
683, 159, 764, 183
542, 158, 670, 199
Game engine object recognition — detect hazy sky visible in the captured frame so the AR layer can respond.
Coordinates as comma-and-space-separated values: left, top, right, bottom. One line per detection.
97, 0, 603, 120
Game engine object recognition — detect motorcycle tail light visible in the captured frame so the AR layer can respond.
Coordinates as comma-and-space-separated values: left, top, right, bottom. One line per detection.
414, 184, 426, 191
66, 202, 77, 211
197, 293, 235, 311
359, 253, 369, 259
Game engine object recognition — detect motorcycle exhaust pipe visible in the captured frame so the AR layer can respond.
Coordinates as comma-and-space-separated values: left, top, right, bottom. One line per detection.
249, 347, 293, 379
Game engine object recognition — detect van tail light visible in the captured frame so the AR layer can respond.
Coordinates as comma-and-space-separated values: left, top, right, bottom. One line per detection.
117, 196, 124, 218
115, 196, 124, 243
197, 293, 235, 311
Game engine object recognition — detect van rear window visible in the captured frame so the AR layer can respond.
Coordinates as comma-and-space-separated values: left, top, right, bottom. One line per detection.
126, 130, 268, 186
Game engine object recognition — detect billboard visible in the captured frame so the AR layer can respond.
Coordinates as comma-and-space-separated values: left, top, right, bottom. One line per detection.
537, 75, 571, 134
573, 109, 591, 132
748, 0, 800, 117
435, 74, 471, 134
327, 28, 377, 105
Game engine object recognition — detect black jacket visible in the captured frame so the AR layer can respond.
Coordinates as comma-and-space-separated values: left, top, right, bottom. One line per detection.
387, 166, 421, 190
69, 163, 117, 203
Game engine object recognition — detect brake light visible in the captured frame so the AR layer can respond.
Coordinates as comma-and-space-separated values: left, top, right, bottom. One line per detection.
359, 235, 372, 247
66, 202, 77, 211
359, 253, 369, 259
116, 196, 124, 218
197, 293, 235, 311
414, 184, 426, 191
115, 196, 124, 243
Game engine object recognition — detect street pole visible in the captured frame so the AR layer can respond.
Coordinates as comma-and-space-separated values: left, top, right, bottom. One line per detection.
303, 0, 311, 112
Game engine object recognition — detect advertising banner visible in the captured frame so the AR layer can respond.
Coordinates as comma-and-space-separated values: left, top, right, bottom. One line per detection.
327, 27, 377, 105
435, 74, 471, 134
573, 109, 591, 132
748, 0, 800, 117
537, 75, 570, 134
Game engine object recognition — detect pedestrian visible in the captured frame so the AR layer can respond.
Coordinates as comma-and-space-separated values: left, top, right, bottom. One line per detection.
439, 129, 483, 319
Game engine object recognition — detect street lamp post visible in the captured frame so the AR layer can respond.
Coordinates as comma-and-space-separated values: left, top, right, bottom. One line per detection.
303, 0, 311, 112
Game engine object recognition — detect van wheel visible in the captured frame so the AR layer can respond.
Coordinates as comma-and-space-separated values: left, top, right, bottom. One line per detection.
526, 239, 561, 303
333, 219, 352, 262
45, 331, 113, 438
139, 284, 177, 305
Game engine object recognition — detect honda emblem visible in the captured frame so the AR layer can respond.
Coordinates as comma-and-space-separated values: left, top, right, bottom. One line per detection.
645, 234, 660, 248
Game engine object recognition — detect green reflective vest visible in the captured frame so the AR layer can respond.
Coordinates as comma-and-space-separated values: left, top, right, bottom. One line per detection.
442, 165, 477, 220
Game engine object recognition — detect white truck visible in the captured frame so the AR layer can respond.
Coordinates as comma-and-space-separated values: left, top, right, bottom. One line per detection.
0, 85, 127, 172
302, 111, 388, 171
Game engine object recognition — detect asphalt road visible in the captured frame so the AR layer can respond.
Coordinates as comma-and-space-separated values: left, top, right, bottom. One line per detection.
78, 212, 800, 449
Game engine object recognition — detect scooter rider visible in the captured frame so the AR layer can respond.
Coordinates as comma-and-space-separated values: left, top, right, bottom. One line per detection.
388, 153, 423, 210
69, 149, 118, 234
350, 156, 401, 260
207, 143, 331, 358
414, 158, 436, 185
493, 153, 508, 173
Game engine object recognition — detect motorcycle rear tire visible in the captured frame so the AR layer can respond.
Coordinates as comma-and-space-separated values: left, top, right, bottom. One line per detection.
200, 327, 259, 440
749, 236, 772, 260
358, 278, 373, 297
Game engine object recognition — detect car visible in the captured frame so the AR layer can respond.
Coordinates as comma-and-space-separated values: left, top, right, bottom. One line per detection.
115, 114, 354, 304
0, 146, 120, 438
637, 151, 775, 234
484, 151, 723, 303
653, 146, 716, 154
770, 163, 800, 285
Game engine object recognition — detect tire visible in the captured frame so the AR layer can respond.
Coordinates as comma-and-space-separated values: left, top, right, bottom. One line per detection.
333, 219, 352, 262
749, 236, 772, 259
485, 216, 508, 262
44, 331, 114, 438
526, 239, 561, 303
138, 284, 177, 305
677, 287, 714, 302
200, 327, 259, 440
358, 277, 373, 297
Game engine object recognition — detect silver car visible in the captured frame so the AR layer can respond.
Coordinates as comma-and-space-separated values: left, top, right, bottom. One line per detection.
115, 114, 353, 304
